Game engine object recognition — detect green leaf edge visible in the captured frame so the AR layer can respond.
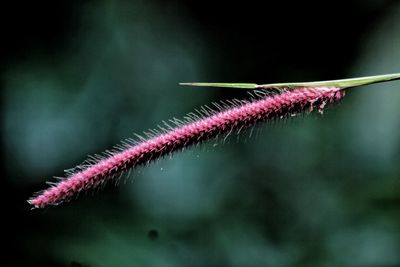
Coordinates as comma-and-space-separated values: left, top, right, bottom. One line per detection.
180, 73, 400, 90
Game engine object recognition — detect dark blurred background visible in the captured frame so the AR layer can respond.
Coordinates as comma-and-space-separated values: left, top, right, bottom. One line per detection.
2, 1, 400, 266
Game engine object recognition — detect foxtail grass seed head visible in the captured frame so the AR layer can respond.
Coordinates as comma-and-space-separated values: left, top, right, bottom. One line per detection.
28, 87, 345, 208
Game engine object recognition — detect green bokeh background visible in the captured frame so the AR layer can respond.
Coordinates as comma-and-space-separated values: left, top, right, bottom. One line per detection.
3, 1, 400, 266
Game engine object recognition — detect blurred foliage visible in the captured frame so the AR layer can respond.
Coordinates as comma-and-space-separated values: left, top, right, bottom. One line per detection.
2, 0, 400, 266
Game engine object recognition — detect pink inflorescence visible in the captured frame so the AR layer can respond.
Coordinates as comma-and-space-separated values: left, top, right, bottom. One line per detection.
28, 87, 345, 208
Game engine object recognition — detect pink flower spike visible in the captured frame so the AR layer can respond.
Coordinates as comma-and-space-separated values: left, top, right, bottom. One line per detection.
28, 87, 345, 209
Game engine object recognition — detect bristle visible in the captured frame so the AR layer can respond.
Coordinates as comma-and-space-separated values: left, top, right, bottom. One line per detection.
28, 87, 345, 208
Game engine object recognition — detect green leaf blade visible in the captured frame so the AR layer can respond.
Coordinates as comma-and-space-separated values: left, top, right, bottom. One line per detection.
180, 73, 400, 90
